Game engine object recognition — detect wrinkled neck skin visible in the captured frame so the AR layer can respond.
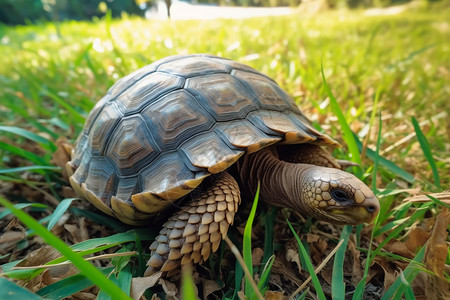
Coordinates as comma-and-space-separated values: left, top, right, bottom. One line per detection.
237, 147, 314, 215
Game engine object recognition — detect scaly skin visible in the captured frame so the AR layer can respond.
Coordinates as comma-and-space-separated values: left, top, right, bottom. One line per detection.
145, 145, 379, 276
238, 146, 379, 224
145, 172, 240, 276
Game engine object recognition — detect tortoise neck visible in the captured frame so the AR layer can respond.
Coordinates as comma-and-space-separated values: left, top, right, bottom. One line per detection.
237, 147, 314, 213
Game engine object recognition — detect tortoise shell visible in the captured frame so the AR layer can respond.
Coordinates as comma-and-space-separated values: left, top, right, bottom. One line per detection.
67, 54, 338, 224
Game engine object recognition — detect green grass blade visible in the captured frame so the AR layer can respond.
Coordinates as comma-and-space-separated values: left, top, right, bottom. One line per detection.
98, 264, 133, 300
71, 228, 155, 252
257, 254, 275, 292
381, 245, 426, 300
36, 267, 114, 299
70, 206, 129, 231
332, 225, 352, 300
0, 125, 56, 151
243, 182, 260, 298
411, 116, 441, 189
0, 165, 60, 174
0, 277, 43, 300
286, 219, 326, 300
398, 270, 416, 300
260, 207, 277, 289
372, 202, 431, 260
321, 61, 361, 166
47, 198, 78, 230
371, 114, 382, 191
426, 194, 450, 210
0, 203, 47, 220
182, 265, 198, 300
0, 141, 49, 165
353, 135, 414, 183
0, 195, 132, 300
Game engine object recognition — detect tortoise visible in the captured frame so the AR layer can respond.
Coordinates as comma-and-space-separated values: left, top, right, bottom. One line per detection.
66, 54, 379, 276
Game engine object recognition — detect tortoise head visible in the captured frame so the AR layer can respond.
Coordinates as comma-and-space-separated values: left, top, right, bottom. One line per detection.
298, 166, 379, 224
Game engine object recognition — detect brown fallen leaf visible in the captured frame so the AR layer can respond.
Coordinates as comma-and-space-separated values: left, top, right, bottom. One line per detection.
159, 278, 179, 299
18, 246, 78, 292
373, 258, 398, 291
131, 273, 163, 300
384, 239, 415, 259
265, 290, 288, 300
424, 208, 450, 299
404, 191, 450, 205
404, 227, 431, 253
202, 279, 221, 299
252, 247, 264, 266
0, 230, 26, 255
285, 246, 301, 272
348, 239, 363, 285
52, 137, 73, 181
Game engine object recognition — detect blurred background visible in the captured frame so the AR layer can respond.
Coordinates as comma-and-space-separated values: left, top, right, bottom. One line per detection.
0, 0, 441, 24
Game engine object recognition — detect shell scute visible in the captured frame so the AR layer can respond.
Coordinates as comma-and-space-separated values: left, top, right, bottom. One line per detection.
232, 70, 292, 112
106, 115, 159, 175
158, 56, 231, 77
108, 64, 158, 99
185, 73, 258, 121
116, 72, 184, 115
214, 120, 281, 153
180, 132, 244, 174
89, 101, 123, 156
80, 156, 117, 207
141, 89, 214, 150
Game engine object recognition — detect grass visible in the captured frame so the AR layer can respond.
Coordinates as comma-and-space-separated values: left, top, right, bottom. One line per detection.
1, 2, 449, 299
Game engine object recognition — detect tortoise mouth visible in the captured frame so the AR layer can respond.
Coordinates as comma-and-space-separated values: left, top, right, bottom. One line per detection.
326, 205, 378, 224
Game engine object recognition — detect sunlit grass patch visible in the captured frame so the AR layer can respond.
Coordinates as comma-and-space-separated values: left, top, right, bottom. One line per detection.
0, 3, 449, 299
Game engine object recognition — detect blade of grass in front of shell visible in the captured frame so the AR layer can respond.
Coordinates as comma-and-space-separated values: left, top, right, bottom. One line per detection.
259, 207, 277, 290
286, 219, 326, 300
182, 264, 198, 300
243, 182, 260, 298
412, 116, 441, 190
321, 61, 361, 168
0, 195, 133, 300
332, 225, 351, 300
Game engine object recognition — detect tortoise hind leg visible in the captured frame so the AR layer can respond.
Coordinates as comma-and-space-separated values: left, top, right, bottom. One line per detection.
144, 172, 241, 276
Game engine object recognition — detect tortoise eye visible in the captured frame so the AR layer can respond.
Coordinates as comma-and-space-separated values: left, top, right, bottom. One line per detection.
331, 189, 349, 203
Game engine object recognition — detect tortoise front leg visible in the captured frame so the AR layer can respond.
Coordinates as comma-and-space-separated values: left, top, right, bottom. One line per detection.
144, 172, 241, 276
